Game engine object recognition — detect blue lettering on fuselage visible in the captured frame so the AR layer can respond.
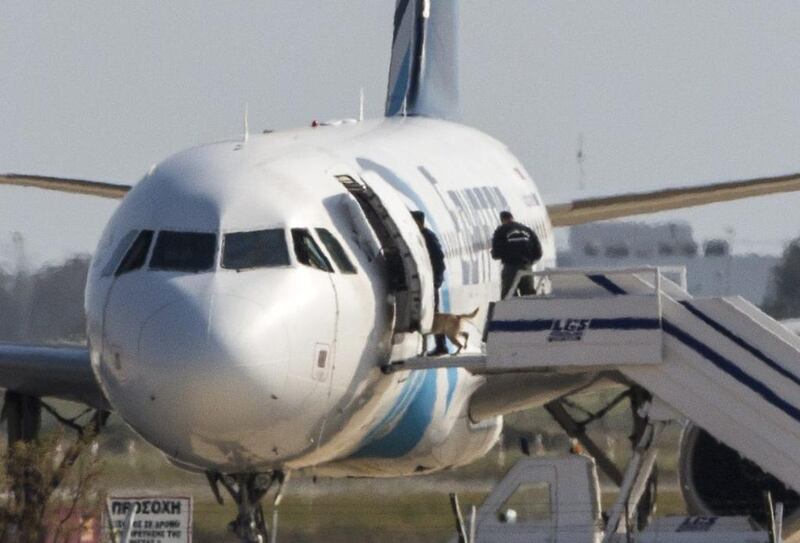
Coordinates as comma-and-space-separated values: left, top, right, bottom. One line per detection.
445, 186, 507, 286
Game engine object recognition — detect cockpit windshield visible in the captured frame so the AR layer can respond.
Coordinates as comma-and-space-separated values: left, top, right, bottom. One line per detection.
222, 229, 290, 270
150, 231, 216, 272
315, 228, 357, 274
121, 227, 351, 274
116, 230, 154, 276
291, 229, 333, 272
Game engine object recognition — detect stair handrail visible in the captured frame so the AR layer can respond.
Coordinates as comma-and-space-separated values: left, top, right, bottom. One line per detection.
510, 266, 688, 300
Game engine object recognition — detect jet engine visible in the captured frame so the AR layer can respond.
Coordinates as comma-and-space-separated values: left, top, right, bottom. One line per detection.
679, 424, 800, 525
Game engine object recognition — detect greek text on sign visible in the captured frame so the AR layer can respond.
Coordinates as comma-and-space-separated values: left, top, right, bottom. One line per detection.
106, 496, 192, 543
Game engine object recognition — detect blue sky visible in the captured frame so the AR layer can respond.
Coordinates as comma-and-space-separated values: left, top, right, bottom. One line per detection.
2, 1, 799, 269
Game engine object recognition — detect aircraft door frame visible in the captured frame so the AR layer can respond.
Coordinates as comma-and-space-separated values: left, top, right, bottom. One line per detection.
334, 172, 434, 334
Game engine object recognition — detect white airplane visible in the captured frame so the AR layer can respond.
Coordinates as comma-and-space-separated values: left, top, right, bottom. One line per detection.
3, 1, 800, 540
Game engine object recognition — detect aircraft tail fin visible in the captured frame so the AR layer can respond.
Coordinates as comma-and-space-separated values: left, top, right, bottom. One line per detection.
385, 0, 459, 120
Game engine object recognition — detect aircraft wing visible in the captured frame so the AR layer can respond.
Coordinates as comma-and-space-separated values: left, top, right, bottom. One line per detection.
0, 174, 123, 410
546, 172, 800, 227
0, 343, 109, 409
0, 173, 130, 199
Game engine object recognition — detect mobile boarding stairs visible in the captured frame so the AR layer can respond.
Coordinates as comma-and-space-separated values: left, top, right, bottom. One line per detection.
387, 266, 800, 540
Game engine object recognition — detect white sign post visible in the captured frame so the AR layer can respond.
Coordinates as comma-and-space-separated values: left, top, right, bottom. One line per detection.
106, 496, 192, 543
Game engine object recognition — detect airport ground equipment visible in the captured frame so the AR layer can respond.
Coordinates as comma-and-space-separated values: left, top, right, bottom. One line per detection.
455, 455, 776, 543
390, 266, 800, 531
467, 455, 603, 543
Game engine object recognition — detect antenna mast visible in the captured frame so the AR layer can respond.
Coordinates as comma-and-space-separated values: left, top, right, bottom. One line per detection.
243, 104, 250, 143
577, 133, 586, 190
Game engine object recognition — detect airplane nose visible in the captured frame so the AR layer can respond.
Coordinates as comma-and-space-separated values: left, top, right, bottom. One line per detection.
128, 290, 302, 466
139, 292, 290, 374
137, 291, 292, 422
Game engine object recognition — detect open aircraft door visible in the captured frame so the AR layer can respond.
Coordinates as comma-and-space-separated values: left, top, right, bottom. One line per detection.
336, 173, 435, 334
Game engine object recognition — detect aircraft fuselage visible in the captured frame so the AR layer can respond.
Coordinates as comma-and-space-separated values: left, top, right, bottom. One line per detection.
85, 117, 556, 475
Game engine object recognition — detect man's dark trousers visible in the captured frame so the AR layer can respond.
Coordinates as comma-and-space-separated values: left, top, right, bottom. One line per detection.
501, 264, 535, 299
432, 288, 448, 353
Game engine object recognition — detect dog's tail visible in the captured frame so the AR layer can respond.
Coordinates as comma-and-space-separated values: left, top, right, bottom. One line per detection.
460, 307, 480, 320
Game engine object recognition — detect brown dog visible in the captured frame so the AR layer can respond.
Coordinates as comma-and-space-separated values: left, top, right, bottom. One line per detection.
427, 307, 480, 355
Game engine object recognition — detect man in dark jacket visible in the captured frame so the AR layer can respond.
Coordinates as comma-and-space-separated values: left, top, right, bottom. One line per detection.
491, 210, 542, 299
412, 211, 447, 355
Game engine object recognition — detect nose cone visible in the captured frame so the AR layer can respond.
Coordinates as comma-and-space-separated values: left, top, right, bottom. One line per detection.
139, 292, 290, 373
126, 290, 307, 468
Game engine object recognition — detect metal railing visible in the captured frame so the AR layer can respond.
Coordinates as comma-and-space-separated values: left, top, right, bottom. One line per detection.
506, 265, 688, 301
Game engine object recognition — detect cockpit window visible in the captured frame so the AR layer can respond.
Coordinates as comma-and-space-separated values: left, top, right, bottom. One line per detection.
115, 230, 154, 276
291, 229, 333, 272
315, 228, 357, 274
150, 231, 216, 272
102, 230, 139, 277
222, 229, 290, 270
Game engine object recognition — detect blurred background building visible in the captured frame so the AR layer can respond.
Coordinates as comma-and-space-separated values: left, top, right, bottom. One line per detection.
557, 221, 778, 306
